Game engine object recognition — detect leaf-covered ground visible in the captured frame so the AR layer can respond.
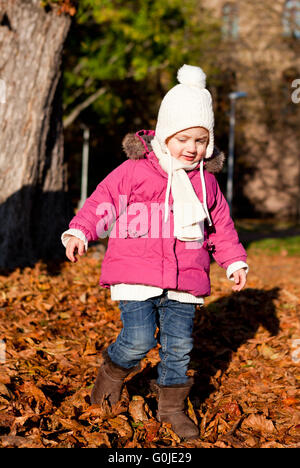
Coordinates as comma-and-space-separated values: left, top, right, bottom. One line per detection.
0, 239, 299, 448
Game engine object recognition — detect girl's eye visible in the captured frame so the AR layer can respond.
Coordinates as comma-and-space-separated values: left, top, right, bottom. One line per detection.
176, 138, 207, 143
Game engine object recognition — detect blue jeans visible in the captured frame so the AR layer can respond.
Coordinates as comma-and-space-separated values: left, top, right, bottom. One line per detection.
107, 292, 196, 386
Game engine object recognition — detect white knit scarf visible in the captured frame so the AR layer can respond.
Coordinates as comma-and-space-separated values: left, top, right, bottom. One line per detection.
151, 136, 212, 243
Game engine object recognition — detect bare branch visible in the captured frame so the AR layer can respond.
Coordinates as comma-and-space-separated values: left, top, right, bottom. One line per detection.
63, 87, 106, 128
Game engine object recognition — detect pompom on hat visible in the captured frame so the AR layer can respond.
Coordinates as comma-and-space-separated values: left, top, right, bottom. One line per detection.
155, 64, 215, 159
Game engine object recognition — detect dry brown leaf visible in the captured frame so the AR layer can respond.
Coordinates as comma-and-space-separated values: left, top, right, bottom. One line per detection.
0, 369, 11, 385
128, 396, 148, 423
258, 344, 281, 360
144, 420, 161, 443
160, 423, 181, 444
0, 435, 44, 448
219, 401, 242, 421
288, 424, 300, 437
0, 412, 15, 429
79, 405, 105, 420
0, 383, 12, 399
260, 441, 285, 448
108, 415, 133, 438
282, 397, 299, 406
17, 381, 52, 414
241, 413, 276, 434
83, 431, 111, 448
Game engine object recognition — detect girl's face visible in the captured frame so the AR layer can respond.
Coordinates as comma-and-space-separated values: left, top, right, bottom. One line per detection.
166, 127, 209, 165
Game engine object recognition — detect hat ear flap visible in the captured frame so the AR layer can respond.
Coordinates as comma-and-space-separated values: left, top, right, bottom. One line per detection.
204, 132, 214, 159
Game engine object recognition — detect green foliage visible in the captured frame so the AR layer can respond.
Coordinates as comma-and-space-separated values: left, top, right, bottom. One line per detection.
63, 0, 221, 126
248, 236, 300, 256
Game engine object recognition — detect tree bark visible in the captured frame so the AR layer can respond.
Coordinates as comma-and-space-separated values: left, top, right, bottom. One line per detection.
0, 0, 72, 269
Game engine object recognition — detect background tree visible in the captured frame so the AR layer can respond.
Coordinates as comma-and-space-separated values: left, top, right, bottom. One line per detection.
0, 0, 73, 269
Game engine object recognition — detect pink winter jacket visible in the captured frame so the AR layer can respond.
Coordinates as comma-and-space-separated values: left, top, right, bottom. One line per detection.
69, 130, 247, 297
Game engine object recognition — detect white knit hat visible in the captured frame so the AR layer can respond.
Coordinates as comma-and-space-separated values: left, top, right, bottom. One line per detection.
155, 64, 214, 159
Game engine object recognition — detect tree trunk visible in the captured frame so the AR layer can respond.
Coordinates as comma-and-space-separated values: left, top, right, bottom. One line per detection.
0, 0, 72, 269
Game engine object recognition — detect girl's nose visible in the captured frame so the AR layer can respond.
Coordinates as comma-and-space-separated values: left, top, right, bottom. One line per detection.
186, 140, 197, 153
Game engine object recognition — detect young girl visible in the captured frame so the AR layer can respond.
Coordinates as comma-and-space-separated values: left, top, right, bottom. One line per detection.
61, 65, 248, 440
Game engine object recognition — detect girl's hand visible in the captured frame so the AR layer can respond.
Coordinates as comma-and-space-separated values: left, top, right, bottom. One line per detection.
232, 268, 247, 292
66, 236, 85, 263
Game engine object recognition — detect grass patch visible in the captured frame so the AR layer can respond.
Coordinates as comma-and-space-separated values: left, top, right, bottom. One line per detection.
247, 236, 300, 256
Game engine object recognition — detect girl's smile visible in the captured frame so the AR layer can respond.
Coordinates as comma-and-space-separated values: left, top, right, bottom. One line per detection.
166, 127, 209, 164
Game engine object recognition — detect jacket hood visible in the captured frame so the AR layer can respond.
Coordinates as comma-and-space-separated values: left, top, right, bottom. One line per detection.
122, 130, 225, 174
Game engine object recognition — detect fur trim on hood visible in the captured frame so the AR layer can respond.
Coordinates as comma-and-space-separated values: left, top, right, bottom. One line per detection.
122, 131, 225, 174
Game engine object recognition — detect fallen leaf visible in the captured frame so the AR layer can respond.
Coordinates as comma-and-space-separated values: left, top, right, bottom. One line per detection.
0, 412, 15, 429
0, 383, 12, 399
282, 397, 298, 406
128, 396, 149, 423
241, 414, 276, 434
258, 344, 280, 360
17, 381, 52, 414
260, 441, 285, 448
144, 420, 161, 443
83, 431, 111, 448
108, 415, 133, 438
187, 397, 198, 425
0, 435, 44, 448
219, 401, 242, 421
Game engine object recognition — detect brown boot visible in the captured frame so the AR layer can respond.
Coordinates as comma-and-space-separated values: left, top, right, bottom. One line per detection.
157, 378, 199, 440
91, 350, 139, 406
